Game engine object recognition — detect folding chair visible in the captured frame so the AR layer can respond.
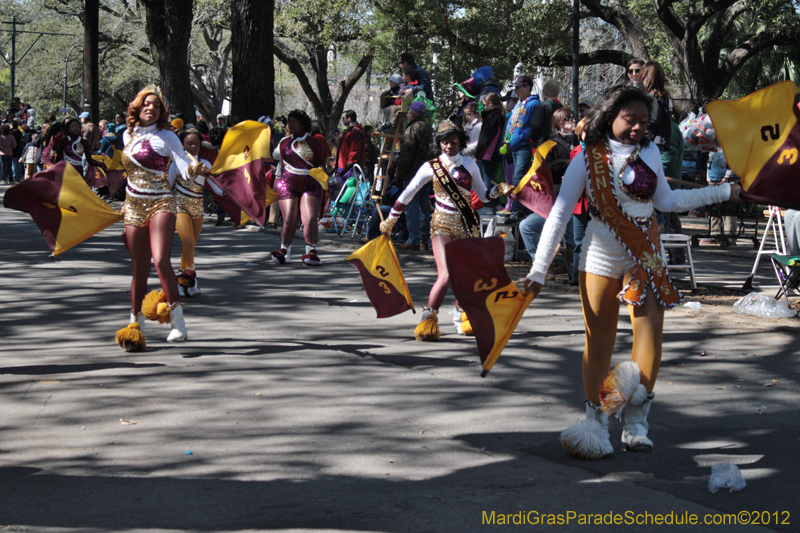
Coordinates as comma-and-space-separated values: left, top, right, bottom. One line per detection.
770, 254, 800, 302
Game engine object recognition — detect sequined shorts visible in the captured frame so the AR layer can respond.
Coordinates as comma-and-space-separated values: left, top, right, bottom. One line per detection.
275, 175, 322, 201
431, 208, 470, 241
122, 196, 177, 227
176, 193, 204, 219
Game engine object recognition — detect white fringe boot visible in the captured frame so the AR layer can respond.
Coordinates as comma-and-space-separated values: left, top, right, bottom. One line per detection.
621, 394, 654, 452
560, 400, 614, 460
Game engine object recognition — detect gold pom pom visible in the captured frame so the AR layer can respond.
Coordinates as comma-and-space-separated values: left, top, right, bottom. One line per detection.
115, 323, 146, 352
460, 311, 474, 336
177, 276, 192, 288
414, 314, 440, 342
142, 290, 171, 324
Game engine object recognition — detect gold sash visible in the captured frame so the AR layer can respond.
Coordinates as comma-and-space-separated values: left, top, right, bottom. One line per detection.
586, 142, 680, 309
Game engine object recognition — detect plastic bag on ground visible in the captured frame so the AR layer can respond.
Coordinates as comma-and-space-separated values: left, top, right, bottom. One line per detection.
708, 463, 746, 493
733, 292, 796, 319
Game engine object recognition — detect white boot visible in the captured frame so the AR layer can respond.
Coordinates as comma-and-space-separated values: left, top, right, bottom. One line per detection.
621, 394, 654, 452
560, 400, 614, 459
452, 305, 464, 334
130, 311, 146, 329
187, 277, 201, 296
166, 304, 188, 342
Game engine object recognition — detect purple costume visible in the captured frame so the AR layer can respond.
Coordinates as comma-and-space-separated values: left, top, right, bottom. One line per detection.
275, 134, 326, 201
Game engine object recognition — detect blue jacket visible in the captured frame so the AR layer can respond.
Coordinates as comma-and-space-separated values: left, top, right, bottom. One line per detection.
505, 95, 540, 151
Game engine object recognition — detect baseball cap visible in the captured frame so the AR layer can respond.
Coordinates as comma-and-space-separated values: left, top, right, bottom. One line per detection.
510, 75, 533, 88
79, 111, 90, 119
408, 101, 427, 116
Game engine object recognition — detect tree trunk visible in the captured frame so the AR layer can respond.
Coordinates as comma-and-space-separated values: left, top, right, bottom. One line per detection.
83, 0, 99, 121
230, 0, 275, 122
140, 0, 195, 120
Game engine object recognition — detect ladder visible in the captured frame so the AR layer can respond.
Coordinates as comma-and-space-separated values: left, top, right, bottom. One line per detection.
370, 94, 413, 201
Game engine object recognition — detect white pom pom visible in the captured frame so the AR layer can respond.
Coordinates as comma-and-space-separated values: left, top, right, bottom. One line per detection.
560, 419, 606, 460
600, 361, 643, 417
629, 384, 648, 406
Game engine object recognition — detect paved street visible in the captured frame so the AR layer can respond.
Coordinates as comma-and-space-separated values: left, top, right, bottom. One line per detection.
1, 195, 798, 532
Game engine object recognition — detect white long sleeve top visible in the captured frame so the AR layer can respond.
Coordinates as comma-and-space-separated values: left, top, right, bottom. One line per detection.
123, 125, 194, 187
391, 152, 491, 216
526, 137, 731, 285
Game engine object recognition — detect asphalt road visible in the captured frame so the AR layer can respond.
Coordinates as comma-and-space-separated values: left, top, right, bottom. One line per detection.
1, 196, 798, 533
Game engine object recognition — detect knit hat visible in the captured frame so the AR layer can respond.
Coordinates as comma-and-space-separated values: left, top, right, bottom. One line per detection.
408, 101, 427, 117
389, 74, 402, 85
542, 79, 561, 98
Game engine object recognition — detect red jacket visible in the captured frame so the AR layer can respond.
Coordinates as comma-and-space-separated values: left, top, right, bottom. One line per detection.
337, 123, 366, 171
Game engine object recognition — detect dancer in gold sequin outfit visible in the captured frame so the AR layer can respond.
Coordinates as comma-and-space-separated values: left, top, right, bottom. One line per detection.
115, 88, 208, 349
168, 128, 223, 297
380, 121, 512, 340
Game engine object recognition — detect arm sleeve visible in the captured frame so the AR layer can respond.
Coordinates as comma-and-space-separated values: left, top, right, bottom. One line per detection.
526, 154, 588, 285
168, 162, 180, 187
643, 146, 731, 212
388, 163, 434, 218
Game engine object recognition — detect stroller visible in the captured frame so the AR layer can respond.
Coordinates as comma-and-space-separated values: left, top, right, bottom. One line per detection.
328, 165, 373, 238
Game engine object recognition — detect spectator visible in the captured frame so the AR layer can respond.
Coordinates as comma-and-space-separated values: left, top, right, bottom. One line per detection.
658, 121, 687, 264
0, 124, 18, 184
785, 209, 800, 255
502, 75, 540, 218
363, 125, 378, 184
80, 112, 101, 153
706, 150, 736, 240
638, 61, 673, 153
462, 101, 482, 158
99, 123, 118, 157
399, 52, 433, 101
19, 132, 41, 179
578, 100, 594, 119
379, 73, 403, 123
529, 79, 563, 148
25, 106, 35, 128
518, 108, 576, 267
475, 93, 506, 208
10, 120, 24, 182
626, 58, 644, 87
327, 129, 340, 174
337, 110, 366, 180
392, 101, 435, 251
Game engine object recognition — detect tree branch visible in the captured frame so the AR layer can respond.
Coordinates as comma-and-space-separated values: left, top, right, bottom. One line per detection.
273, 39, 326, 118
654, 0, 685, 40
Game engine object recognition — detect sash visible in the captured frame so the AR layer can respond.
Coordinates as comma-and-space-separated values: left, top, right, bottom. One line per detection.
430, 158, 481, 238
585, 142, 681, 309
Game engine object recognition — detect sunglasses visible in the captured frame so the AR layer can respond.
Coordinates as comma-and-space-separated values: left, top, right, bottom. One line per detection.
628, 68, 641, 74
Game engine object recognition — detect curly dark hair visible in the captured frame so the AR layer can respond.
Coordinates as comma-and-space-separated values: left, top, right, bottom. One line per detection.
434, 122, 468, 155
287, 109, 312, 134
582, 84, 653, 147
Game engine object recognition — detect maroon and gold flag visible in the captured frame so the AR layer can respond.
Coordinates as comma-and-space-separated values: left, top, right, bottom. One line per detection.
210, 120, 275, 227
708, 81, 800, 209
346, 235, 415, 318
95, 149, 128, 195
3, 161, 123, 255
510, 140, 555, 218
446, 236, 533, 376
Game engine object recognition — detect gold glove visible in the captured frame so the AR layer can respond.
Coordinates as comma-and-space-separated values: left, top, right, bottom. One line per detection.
496, 182, 515, 196
380, 217, 397, 235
